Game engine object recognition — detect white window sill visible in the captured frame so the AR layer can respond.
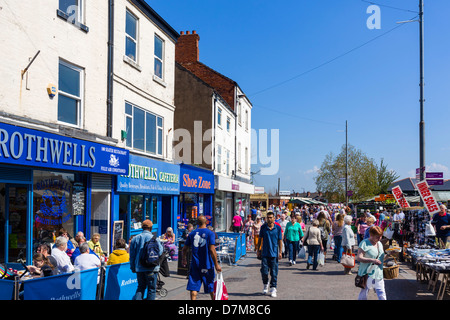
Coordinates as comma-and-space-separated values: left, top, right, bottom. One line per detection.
153, 75, 167, 87
123, 55, 142, 72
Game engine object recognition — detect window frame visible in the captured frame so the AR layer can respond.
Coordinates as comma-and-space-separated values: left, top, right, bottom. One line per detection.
154, 34, 165, 80
125, 9, 139, 63
57, 59, 84, 128
217, 145, 222, 173
125, 102, 164, 156
217, 108, 222, 128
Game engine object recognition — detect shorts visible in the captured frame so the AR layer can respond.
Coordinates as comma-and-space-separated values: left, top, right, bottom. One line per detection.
186, 268, 215, 293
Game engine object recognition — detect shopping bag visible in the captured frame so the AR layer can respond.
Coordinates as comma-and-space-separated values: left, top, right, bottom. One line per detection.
298, 246, 306, 259
341, 252, 356, 268
425, 222, 436, 237
318, 252, 325, 266
214, 272, 229, 300
383, 227, 394, 239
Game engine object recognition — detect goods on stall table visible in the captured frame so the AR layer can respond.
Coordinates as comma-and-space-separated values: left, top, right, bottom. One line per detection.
383, 257, 399, 280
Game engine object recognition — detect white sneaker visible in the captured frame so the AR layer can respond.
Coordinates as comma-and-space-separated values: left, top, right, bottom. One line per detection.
270, 287, 277, 298
292, 260, 296, 265
263, 284, 269, 295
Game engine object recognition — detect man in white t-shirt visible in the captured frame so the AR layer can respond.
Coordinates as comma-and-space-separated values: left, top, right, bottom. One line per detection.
51, 236, 75, 274
74, 243, 101, 271
393, 210, 405, 222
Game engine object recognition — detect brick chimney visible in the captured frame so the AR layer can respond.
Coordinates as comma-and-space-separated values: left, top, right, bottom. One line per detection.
176, 30, 200, 63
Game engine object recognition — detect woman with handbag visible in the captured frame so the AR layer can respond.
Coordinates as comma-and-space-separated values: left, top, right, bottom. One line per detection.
302, 219, 323, 270
355, 226, 386, 300
341, 215, 356, 275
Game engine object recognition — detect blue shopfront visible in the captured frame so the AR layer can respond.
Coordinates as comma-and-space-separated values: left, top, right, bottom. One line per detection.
113, 154, 179, 241
0, 122, 129, 268
178, 164, 214, 235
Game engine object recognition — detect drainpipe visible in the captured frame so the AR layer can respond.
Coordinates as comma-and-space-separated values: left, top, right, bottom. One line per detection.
107, 0, 114, 137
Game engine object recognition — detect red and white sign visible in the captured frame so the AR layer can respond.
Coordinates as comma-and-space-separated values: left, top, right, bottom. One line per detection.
416, 180, 440, 214
391, 186, 410, 208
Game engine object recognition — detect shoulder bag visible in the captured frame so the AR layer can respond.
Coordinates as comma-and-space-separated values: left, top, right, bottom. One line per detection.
355, 241, 381, 289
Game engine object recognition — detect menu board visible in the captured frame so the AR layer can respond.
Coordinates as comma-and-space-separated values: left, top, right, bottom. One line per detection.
72, 182, 85, 215
113, 220, 124, 246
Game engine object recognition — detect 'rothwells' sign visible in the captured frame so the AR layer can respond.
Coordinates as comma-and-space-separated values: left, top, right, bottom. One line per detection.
391, 185, 410, 208
0, 122, 129, 175
416, 180, 440, 215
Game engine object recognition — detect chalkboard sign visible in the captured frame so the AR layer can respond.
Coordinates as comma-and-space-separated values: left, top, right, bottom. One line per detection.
113, 221, 124, 247
72, 182, 85, 216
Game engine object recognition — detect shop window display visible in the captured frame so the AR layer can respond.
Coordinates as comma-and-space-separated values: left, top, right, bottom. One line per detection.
33, 171, 86, 251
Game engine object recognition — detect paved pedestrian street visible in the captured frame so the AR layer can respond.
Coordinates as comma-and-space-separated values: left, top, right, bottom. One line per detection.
159, 250, 445, 301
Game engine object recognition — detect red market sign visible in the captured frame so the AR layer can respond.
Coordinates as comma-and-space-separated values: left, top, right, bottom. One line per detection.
391, 186, 410, 208
416, 180, 440, 214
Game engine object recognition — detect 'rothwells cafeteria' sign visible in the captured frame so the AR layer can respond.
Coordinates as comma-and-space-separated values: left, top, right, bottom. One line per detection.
416, 180, 440, 215
391, 185, 410, 208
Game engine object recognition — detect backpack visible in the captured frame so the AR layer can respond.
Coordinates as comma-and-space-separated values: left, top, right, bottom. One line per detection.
140, 235, 161, 268
319, 222, 328, 241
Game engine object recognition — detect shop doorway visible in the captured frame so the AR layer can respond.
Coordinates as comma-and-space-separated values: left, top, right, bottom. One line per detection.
226, 198, 232, 227
0, 184, 29, 266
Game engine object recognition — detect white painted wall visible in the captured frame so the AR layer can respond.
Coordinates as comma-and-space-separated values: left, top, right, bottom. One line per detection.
112, 0, 176, 161
213, 96, 235, 178
235, 86, 252, 181
0, 0, 109, 136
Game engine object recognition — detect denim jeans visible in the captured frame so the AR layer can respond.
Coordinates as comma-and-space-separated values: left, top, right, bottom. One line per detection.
260, 257, 278, 288
134, 271, 158, 300
333, 235, 343, 263
287, 240, 299, 262
307, 245, 321, 270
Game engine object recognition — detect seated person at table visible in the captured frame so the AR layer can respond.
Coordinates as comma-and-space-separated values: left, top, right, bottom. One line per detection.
27, 253, 55, 277
162, 227, 176, 244
57, 228, 76, 258
88, 233, 105, 257
107, 238, 130, 265
36, 243, 58, 269
71, 235, 97, 263
74, 243, 101, 271
51, 236, 75, 274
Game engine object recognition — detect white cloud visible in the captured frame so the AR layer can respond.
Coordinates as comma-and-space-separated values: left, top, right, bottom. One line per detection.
426, 163, 449, 177
304, 166, 319, 175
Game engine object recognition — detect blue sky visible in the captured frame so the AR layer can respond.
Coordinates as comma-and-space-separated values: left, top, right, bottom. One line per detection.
147, 0, 450, 193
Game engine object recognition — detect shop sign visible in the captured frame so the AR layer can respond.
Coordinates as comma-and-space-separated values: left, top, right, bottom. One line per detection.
0, 122, 129, 175
391, 186, 410, 208
416, 180, 440, 214
117, 154, 180, 195
180, 164, 214, 194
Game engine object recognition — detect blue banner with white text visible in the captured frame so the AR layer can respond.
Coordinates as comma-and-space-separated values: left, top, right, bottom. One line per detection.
103, 262, 141, 300
0, 122, 129, 175
22, 268, 99, 300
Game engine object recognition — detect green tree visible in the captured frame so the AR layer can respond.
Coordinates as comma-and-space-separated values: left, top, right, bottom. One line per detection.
314, 145, 396, 202
376, 158, 400, 194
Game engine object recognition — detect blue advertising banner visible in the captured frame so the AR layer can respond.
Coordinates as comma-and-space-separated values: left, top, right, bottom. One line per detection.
104, 262, 140, 300
0, 122, 129, 175
117, 154, 179, 195
180, 164, 214, 194
22, 268, 99, 300
0, 279, 15, 300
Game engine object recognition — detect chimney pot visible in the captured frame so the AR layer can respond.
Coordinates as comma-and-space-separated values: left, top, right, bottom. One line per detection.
186, 31, 190, 34
192, 30, 196, 34
180, 31, 184, 35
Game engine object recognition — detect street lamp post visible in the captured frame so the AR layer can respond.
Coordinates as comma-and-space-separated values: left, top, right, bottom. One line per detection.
419, 0, 425, 183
